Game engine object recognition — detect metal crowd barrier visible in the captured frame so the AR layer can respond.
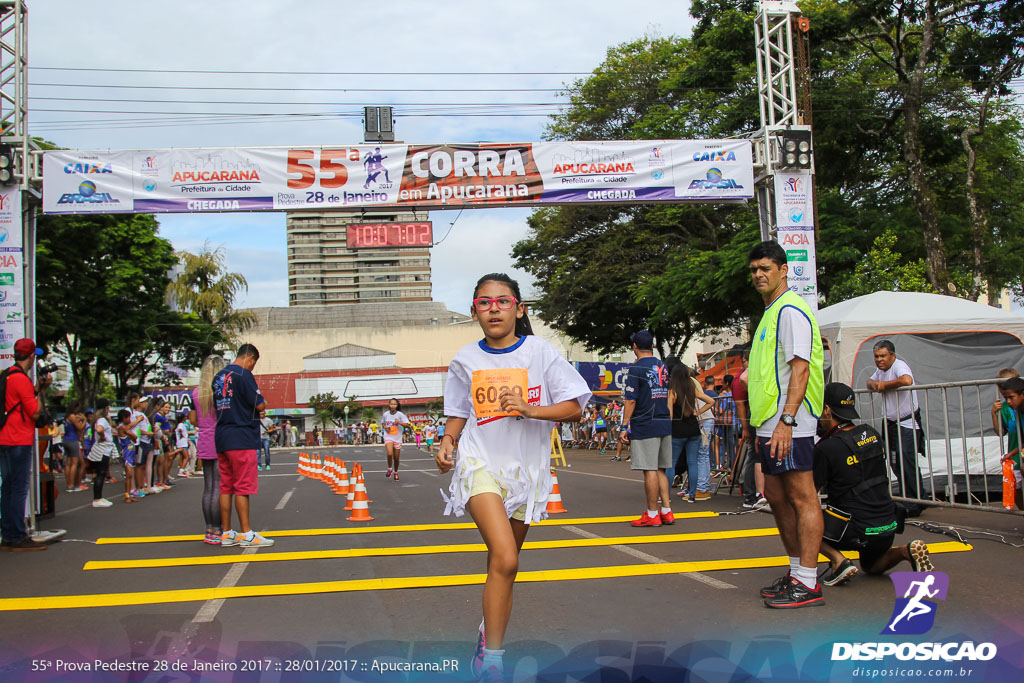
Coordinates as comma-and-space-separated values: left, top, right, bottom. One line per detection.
853, 378, 1022, 515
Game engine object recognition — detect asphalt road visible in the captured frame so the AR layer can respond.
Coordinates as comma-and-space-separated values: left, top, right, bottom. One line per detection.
2, 444, 1021, 682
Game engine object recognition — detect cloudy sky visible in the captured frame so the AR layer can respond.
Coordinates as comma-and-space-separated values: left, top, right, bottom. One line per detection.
29, 1, 697, 313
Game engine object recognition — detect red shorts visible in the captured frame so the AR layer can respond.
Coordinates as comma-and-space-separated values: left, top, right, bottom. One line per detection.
218, 449, 258, 495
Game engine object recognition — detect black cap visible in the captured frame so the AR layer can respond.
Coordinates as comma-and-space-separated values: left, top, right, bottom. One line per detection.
631, 330, 654, 350
824, 382, 859, 422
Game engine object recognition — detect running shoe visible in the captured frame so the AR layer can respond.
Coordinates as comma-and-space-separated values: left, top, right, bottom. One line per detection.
394, 473, 399, 481
671, 474, 682, 489
820, 559, 859, 587
471, 618, 486, 677
609, 455, 621, 461
203, 532, 222, 546
76, 484, 89, 491
148, 486, 163, 494
240, 531, 275, 548
131, 488, 146, 498
65, 488, 76, 493
630, 511, 662, 527
908, 540, 934, 572
257, 466, 263, 471
386, 468, 393, 478
760, 573, 791, 598
91, 498, 113, 508
764, 578, 824, 609
660, 510, 675, 525
476, 662, 504, 683
220, 530, 240, 547
678, 492, 695, 503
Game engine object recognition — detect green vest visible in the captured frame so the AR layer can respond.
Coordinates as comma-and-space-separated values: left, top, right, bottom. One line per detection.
748, 289, 824, 427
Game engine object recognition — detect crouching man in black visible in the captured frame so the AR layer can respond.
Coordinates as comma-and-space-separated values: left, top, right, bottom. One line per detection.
814, 382, 935, 586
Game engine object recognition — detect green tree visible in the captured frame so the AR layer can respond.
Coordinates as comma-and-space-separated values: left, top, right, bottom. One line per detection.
36, 213, 222, 405
307, 392, 346, 428
515, 1, 1024, 357
168, 242, 256, 351
828, 230, 935, 303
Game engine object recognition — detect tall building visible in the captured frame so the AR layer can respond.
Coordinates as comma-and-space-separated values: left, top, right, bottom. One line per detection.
286, 210, 432, 306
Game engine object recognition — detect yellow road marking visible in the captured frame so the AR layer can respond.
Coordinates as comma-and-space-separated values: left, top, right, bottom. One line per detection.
84, 527, 780, 571
93, 512, 719, 545
0, 541, 972, 612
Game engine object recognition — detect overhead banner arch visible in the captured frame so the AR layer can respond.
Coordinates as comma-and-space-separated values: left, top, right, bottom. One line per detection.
42, 139, 753, 214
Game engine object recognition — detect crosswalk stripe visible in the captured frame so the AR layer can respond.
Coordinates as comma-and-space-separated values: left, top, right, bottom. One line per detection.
0, 541, 972, 612
84, 527, 781, 571
93, 512, 720, 544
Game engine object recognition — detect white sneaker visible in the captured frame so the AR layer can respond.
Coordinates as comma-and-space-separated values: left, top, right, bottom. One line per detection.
91, 498, 113, 508
148, 486, 163, 494
239, 531, 275, 548
220, 530, 240, 547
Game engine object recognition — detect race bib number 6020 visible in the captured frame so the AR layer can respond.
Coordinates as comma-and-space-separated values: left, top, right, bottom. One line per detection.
471, 368, 528, 420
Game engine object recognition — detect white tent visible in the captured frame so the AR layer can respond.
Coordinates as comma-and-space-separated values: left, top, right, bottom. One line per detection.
817, 291, 1024, 491
817, 291, 1024, 387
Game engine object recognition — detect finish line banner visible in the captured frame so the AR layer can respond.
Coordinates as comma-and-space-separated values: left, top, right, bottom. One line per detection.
41, 140, 753, 214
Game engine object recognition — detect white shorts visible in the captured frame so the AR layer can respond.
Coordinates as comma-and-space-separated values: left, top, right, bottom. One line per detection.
384, 436, 402, 448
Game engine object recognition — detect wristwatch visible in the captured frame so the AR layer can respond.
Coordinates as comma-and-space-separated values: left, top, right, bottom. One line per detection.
780, 413, 798, 427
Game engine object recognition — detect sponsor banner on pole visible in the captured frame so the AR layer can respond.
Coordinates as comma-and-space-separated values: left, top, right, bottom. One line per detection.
41, 140, 753, 214
0, 189, 23, 369
774, 171, 818, 311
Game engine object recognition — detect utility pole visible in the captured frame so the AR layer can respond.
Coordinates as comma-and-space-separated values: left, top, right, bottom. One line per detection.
752, 1, 819, 310
0, 0, 63, 542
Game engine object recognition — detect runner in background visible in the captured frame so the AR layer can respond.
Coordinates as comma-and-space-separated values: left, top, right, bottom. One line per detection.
382, 398, 411, 481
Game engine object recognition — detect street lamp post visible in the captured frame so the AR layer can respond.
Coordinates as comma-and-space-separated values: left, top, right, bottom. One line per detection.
344, 405, 350, 444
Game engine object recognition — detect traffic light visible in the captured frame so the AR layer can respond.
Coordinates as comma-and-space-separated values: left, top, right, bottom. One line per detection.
0, 144, 15, 185
778, 130, 812, 169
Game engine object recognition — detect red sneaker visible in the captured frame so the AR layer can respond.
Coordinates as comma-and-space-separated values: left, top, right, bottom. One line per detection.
660, 510, 675, 525
631, 511, 662, 527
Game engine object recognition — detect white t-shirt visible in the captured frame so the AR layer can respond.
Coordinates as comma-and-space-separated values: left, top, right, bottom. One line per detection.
423, 424, 437, 440
133, 410, 152, 444
755, 306, 818, 439
870, 358, 919, 428
88, 416, 116, 461
443, 335, 591, 524
175, 422, 190, 448
381, 410, 408, 441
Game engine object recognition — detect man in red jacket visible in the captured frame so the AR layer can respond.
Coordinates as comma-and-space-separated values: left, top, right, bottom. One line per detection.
0, 338, 52, 551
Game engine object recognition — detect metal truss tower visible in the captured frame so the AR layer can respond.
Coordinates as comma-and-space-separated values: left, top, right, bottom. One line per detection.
0, 0, 38, 195
753, 1, 811, 240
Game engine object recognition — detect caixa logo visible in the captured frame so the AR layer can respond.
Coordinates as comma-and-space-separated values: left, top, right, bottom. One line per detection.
832, 572, 998, 662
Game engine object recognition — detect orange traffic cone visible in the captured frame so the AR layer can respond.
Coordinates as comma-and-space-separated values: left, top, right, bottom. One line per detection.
345, 462, 357, 510
298, 452, 307, 476
358, 468, 372, 503
325, 457, 337, 491
546, 468, 567, 514
347, 474, 374, 521
337, 460, 350, 496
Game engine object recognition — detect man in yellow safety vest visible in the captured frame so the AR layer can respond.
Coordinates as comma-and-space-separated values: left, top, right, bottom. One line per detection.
747, 240, 826, 609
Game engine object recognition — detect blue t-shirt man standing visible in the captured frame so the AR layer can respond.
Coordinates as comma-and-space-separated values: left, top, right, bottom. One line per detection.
212, 344, 274, 548
620, 330, 673, 528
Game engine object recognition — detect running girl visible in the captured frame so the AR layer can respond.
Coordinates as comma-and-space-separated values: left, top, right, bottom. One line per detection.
382, 398, 411, 481
436, 273, 590, 682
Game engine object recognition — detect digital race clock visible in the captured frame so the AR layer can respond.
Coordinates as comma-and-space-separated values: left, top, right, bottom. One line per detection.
346, 222, 433, 249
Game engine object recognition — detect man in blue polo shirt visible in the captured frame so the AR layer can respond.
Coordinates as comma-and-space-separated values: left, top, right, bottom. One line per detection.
620, 330, 673, 528
213, 344, 274, 548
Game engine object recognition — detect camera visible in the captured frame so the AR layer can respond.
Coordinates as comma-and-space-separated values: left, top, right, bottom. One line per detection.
37, 362, 59, 376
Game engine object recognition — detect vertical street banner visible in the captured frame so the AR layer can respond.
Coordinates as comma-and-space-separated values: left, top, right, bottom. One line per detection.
774, 171, 818, 311
0, 188, 23, 369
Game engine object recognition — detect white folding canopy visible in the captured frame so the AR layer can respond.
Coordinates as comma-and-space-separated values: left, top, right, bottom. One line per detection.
817, 291, 1024, 386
